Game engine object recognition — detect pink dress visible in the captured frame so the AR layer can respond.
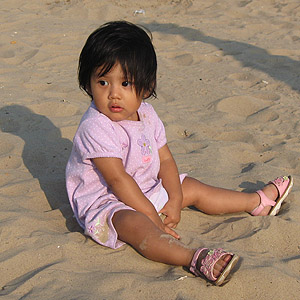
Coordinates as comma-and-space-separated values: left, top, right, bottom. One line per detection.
66, 101, 179, 249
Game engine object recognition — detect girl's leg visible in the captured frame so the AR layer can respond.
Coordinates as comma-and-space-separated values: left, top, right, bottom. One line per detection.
112, 209, 230, 277
181, 177, 278, 215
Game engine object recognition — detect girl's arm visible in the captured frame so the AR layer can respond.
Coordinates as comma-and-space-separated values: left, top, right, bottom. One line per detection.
92, 157, 180, 239
158, 144, 183, 228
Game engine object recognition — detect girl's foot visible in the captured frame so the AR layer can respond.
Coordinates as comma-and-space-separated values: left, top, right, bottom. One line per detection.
189, 248, 239, 286
251, 175, 293, 216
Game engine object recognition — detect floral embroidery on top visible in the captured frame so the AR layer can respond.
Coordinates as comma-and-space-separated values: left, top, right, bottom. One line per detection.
138, 134, 152, 155
137, 134, 152, 163
88, 217, 101, 235
88, 225, 95, 233
87, 217, 109, 243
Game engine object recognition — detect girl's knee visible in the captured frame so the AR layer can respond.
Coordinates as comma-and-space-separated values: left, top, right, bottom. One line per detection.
112, 210, 157, 246
112, 210, 148, 231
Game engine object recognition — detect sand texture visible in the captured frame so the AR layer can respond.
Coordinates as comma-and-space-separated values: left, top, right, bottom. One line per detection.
1, 0, 300, 299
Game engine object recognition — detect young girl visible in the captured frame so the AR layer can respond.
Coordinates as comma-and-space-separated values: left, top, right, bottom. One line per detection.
66, 21, 293, 286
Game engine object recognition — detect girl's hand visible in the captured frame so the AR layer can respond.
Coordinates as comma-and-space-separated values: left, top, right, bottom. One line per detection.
159, 199, 182, 229
163, 224, 180, 240
148, 211, 180, 240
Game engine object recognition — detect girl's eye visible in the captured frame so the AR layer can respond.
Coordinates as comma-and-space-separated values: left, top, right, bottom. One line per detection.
99, 80, 108, 86
122, 81, 132, 87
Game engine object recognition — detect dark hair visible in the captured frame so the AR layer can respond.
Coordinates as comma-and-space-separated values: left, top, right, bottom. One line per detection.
78, 21, 157, 99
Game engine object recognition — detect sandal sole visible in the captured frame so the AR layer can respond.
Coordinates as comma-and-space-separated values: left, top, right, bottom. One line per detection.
215, 254, 239, 286
269, 175, 293, 216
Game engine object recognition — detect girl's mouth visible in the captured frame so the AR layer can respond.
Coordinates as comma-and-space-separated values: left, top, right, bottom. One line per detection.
110, 105, 123, 113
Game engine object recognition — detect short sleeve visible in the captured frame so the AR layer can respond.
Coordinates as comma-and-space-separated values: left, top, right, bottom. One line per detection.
148, 105, 167, 149
74, 117, 123, 161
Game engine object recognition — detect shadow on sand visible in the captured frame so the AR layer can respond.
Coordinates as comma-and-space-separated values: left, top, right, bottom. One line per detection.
146, 22, 300, 92
0, 104, 80, 233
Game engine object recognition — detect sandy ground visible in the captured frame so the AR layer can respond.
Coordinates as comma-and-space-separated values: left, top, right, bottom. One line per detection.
1, 0, 300, 299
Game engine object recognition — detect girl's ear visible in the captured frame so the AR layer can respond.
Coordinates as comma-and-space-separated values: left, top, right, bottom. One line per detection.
142, 89, 151, 99
143, 90, 155, 100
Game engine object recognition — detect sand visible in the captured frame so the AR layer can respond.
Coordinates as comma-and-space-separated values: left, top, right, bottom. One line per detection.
0, 0, 300, 299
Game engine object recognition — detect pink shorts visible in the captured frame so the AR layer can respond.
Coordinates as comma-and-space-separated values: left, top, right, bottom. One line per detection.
84, 174, 187, 249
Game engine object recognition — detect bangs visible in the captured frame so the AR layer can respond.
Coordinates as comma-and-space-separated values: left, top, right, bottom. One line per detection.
93, 53, 148, 97
94, 59, 132, 83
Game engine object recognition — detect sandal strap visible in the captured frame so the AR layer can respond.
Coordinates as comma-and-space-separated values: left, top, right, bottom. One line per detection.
251, 190, 276, 216
189, 248, 207, 277
269, 176, 290, 198
200, 248, 231, 281
190, 248, 233, 282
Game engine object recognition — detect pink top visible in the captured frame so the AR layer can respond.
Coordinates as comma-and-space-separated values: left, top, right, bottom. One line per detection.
66, 101, 167, 229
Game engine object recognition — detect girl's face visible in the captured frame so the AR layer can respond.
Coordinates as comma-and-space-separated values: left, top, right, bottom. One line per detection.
88, 63, 142, 121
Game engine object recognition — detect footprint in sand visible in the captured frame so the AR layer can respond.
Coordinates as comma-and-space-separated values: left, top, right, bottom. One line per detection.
215, 95, 276, 120
228, 72, 263, 89
0, 43, 39, 65
173, 53, 194, 66
246, 93, 280, 122
252, 92, 280, 101
247, 108, 279, 123
154, 31, 183, 48
198, 51, 224, 63
215, 131, 253, 143
169, 51, 223, 66
0, 49, 15, 59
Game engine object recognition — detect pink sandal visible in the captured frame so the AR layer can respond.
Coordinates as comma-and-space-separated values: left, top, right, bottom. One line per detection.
189, 248, 239, 286
251, 175, 293, 216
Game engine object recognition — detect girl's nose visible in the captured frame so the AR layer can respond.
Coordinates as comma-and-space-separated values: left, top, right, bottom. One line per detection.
108, 85, 121, 100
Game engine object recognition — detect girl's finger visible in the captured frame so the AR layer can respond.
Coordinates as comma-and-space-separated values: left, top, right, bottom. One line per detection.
165, 226, 180, 240
165, 222, 176, 228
